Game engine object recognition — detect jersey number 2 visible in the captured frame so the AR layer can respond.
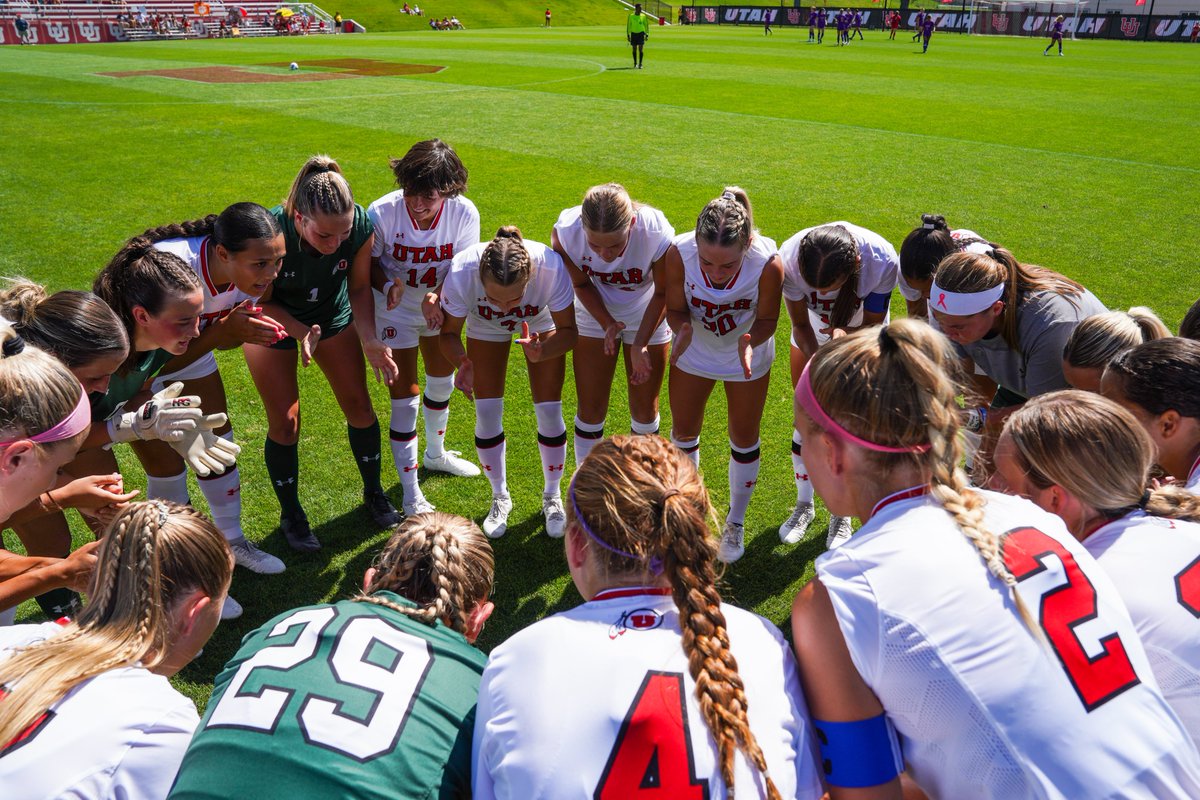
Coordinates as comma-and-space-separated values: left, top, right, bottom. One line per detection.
594, 671, 709, 800
1001, 527, 1140, 712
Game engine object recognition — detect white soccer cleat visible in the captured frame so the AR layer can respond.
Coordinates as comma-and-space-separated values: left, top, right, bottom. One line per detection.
779, 502, 816, 545
483, 494, 513, 539
543, 494, 566, 538
220, 594, 243, 621
404, 494, 436, 516
826, 516, 854, 549
230, 539, 286, 575
423, 449, 482, 477
718, 521, 746, 564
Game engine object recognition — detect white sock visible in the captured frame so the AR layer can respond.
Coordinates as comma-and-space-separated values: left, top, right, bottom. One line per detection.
147, 470, 189, 505
728, 440, 761, 525
631, 414, 660, 436
574, 415, 605, 467
197, 435, 242, 541
792, 429, 814, 506
671, 433, 701, 468
474, 398, 507, 496
422, 374, 454, 460
535, 401, 566, 498
389, 396, 422, 503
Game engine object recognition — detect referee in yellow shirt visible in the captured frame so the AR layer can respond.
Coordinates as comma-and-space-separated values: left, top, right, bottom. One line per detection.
627, 3, 652, 69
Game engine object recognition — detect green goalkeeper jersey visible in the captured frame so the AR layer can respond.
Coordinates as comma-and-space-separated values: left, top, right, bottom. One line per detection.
168, 593, 486, 800
627, 11, 652, 34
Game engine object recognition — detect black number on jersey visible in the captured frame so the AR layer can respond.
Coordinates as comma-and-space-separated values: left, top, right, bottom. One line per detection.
700, 314, 736, 337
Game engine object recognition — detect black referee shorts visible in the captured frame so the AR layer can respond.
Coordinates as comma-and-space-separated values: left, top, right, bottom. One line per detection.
630, 32, 646, 45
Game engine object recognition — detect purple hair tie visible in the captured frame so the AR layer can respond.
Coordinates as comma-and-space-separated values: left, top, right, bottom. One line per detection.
569, 480, 664, 576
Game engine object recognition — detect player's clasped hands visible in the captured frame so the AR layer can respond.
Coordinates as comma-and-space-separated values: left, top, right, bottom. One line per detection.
516, 321, 546, 362
221, 300, 286, 347
63, 473, 140, 525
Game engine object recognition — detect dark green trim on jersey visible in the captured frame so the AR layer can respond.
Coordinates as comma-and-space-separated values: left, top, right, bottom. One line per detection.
269, 204, 374, 330
90, 348, 175, 421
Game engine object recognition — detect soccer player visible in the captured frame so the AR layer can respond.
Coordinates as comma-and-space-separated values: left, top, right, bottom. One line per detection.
921, 12, 936, 52
473, 435, 824, 800
368, 139, 482, 518
439, 227, 577, 539
553, 183, 674, 466
778, 222, 910, 549
888, 10, 900, 39
993, 391, 1200, 743
1061, 308, 1170, 392
627, 3, 651, 68
791, 321, 1200, 799
632, 188, 782, 564
807, 6, 816, 41
168, 512, 494, 800
0, 501, 231, 800
1044, 14, 1065, 55
912, 9, 924, 41
816, 6, 826, 41
898, 214, 994, 319
851, 9, 863, 39
246, 155, 402, 554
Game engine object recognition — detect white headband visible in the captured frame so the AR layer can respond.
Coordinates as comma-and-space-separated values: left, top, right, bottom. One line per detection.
928, 280, 1005, 316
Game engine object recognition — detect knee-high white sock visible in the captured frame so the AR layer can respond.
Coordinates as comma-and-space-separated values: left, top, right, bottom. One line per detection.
474, 398, 507, 496
422, 374, 454, 460
574, 415, 605, 468
671, 433, 701, 468
631, 414, 660, 436
389, 396, 422, 503
147, 470, 189, 506
792, 429, 814, 506
197, 433, 242, 542
535, 401, 566, 497
728, 440, 761, 525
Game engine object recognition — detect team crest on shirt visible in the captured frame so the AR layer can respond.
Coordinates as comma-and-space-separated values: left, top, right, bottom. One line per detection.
382, 326, 397, 340
333, 259, 349, 274
609, 608, 663, 639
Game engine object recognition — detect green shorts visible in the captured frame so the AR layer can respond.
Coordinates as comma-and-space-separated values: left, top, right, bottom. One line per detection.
990, 385, 1028, 410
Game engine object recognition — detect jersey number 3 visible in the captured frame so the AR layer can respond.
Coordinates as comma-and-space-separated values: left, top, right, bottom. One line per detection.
595, 671, 709, 800
1002, 527, 1140, 712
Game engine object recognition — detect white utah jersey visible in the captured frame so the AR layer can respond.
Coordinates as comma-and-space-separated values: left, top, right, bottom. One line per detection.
368, 191, 480, 322
675, 231, 778, 381
473, 588, 823, 800
154, 236, 260, 331
1186, 456, 1200, 493
818, 488, 1200, 800
0, 622, 199, 800
1084, 510, 1200, 745
553, 204, 674, 312
780, 222, 902, 334
441, 239, 574, 341
898, 227, 993, 311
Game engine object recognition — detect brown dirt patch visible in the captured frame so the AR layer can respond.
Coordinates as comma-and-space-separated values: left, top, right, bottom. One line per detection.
99, 58, 444, 83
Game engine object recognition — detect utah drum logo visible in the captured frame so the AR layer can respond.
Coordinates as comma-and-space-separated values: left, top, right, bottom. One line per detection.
608, 607, 664, 639
1120, 16, 1140, 37
991, 13, 1009, 31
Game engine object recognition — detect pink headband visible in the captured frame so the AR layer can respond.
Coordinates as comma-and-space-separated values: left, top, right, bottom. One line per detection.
796, 362, 931, 454
0, 385, 90, 448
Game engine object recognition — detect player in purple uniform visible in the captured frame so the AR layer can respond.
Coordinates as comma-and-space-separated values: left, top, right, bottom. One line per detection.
835, 9, 847, 45
1044, 15, 1065, 55
851, 10, 863, 39
807, 7, 816, 41
921, 13, 935, 52
912, 9, 924, 41
816, 7, 826, 42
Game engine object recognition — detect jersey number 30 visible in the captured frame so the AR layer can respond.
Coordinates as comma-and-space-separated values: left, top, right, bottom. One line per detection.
1001, 527, 1140, 712
595, 671, 710, 800
204, 608, 432, 761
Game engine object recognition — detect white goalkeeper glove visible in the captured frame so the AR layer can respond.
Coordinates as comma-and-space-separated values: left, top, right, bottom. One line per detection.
106, 383, 203, 444
168, 414, 240, 477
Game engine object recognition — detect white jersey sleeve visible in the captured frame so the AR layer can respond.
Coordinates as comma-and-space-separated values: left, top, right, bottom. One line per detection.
780, 222, 899, 325
154, 236, 259, 331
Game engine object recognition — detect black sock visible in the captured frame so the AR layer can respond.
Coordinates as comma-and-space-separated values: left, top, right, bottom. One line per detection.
34, 587, 81, 620
264, 437, 303, 517
348, 420, 384, 493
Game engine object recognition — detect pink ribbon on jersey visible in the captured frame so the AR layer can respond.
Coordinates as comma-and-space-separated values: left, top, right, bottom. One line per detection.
0, 385, 90, 448
795, 362, 931, 454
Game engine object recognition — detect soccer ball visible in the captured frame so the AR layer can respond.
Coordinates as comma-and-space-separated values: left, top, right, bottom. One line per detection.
289, 62, 299, 71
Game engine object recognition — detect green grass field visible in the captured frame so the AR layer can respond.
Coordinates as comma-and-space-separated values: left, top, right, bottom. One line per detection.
1, 25, 1197, 708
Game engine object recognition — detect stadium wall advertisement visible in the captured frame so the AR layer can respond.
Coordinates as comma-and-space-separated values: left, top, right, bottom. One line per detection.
0, 18, 128, 44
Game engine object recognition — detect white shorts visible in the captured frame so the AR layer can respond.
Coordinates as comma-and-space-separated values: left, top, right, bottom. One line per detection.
373, 289, 437, 350
575, 299, 671, 346
789, 309, 891, 349
151, 351, 218, 392
466, 310, 555, 343
674, 337, 775, 383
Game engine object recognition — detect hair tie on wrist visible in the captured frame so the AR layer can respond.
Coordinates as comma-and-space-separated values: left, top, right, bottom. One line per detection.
2, 334, 26, 357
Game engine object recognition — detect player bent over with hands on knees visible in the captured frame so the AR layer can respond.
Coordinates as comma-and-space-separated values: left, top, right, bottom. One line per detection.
367, 139, 482, 519
473, 434, 823, 800
992, 390, 1200, 744
439, 226, 576, 539
790, 319, 1200, 799
633, 187, 782, 564
168, 512, 494, 800
0, 501, 232, 800
553, 182, 675, 466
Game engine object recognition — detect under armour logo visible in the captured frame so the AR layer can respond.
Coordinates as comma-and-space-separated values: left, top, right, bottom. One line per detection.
547, 464, 563, 472
402, 465, 417, 472
796, 472, 809, 481
744, 480, 757, 488
437, 429, 445, 436
275, 477, 296, 486
283, 271, 297, 278
360, 454, 381, 462
484, 465, 492, 471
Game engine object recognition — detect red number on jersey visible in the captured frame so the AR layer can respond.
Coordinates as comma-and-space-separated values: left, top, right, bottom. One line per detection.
1001, 526, 1140, 712
406, 267, 438, 289
1176, 555, 1200, 618
595, 671, 709, 800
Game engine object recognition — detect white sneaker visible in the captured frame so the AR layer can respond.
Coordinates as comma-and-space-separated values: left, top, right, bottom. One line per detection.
404, 494, 436, 516
718, 521, 746, 563
230, 539, 286, 575
221, 594, 243, 620
778, 503, 815, 544
483, 494, 513, 539
423, 449, 482, 477
826, 516, 854, 549
543, 494, 566, 538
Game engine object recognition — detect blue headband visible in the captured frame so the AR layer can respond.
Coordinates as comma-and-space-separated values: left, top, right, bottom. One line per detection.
568, 479, 664, 576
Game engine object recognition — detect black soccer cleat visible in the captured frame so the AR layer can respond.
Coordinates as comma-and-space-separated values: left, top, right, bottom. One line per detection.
363, 488, 403, 529
281, 511, 320, 553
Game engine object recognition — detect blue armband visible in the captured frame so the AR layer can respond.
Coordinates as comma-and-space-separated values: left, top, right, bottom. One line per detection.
863, 291, 892, 314
812, 713, 904, 788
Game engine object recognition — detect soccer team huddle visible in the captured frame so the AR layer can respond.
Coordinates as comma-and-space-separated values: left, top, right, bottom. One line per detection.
0, 137, 1199, 798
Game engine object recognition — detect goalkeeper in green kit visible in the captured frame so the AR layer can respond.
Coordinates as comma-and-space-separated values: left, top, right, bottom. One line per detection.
627, 3, 651, 69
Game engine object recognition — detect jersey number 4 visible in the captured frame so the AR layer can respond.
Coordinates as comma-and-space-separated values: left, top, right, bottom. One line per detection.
1001, 527, 1140, 712
204, 607, 432, 761
594, 671, 710, 800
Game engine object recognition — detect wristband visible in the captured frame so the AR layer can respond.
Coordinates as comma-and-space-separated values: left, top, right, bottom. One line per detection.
812, 713, 904, 788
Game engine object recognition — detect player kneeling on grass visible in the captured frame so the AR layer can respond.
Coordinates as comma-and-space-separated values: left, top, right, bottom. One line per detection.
790, 320, 1200, 799
167, 512, 494, 800
0, 501, 232, 800
367, 139, 482, 519
439, 227, 577, 539
473, 434, 824, 800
